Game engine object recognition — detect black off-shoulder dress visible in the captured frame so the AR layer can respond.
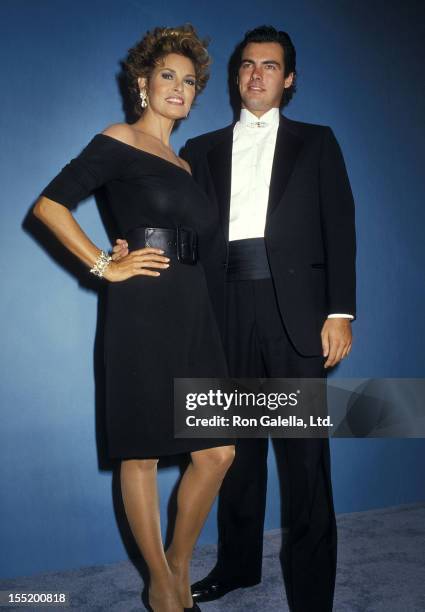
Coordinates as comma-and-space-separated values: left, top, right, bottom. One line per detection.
42, 133, 229, 459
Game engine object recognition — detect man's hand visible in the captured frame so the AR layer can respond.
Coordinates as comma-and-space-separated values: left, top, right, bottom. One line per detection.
112, 238, 129, 261
321, 318, 352, 369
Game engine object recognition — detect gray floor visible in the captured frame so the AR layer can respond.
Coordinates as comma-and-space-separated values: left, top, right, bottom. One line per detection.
1, 503, 424, 611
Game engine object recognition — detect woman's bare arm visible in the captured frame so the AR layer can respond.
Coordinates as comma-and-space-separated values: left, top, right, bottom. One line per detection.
33, 196, 169, 280
34, 196, 105, 268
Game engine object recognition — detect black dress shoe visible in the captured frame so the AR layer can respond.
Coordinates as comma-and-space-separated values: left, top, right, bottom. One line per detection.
191, 575, 260, 602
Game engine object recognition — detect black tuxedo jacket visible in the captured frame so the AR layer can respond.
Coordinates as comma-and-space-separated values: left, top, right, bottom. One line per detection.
181, 114, 356, 356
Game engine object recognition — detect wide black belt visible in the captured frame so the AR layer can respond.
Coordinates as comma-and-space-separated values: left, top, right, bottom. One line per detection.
124, 226, 198, 265
227, 238, 271, 281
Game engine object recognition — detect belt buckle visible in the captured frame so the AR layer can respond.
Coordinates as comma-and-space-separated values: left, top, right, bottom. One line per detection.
144, 228, 155, 247
176, 226, 197, 265
144, 227, 173, 254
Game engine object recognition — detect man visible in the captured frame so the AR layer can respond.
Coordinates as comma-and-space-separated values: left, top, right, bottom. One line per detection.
182, 25, 355, 612
115, 25, 356, 612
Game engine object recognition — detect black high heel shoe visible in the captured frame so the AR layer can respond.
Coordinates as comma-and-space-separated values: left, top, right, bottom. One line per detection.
184, 603, 201, 612
141, 586, 153, 611
141, 585, 202, 611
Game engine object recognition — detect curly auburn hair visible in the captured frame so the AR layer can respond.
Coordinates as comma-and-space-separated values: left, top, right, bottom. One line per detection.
124, 24, 210, 116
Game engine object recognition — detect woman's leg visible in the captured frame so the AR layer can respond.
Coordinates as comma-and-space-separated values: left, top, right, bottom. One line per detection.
166, 445, 235, 607
120, 458, 181, 611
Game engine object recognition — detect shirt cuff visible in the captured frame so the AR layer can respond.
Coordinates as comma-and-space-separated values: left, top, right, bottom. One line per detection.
327, 313, 354, 319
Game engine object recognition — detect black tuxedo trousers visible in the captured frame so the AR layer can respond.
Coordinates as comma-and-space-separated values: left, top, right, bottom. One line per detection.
212, 277, 337, 612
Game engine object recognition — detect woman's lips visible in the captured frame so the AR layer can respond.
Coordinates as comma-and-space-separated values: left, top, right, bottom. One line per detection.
165, 96, 184, 105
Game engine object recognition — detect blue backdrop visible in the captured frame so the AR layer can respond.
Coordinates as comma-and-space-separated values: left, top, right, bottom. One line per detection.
1, 0, 424, 579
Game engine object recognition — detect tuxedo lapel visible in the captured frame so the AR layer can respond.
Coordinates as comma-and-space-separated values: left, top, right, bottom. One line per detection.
207, 126, 233, 239
267, 116, 304, 218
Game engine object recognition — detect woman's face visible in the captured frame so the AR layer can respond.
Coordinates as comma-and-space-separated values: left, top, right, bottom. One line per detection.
139, 53, 197, 120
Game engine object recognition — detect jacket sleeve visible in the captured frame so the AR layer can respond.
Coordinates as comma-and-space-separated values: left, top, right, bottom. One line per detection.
319, 127, 356, 318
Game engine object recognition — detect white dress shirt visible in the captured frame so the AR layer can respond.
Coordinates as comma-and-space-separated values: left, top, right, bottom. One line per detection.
229, 107, 353, 320
230, 107, 279, 241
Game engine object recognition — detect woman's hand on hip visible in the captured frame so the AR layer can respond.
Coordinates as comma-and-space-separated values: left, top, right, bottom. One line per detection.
111, 238, 129, 261
104, 247, 170, 281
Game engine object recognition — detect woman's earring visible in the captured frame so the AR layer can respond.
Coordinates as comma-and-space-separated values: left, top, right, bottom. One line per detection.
139, 89, 148, 109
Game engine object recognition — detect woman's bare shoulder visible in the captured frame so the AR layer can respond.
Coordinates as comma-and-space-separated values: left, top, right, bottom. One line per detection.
102, 123, 137, 146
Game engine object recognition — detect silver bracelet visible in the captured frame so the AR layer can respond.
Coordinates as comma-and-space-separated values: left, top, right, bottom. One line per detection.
90, 250, 112, 278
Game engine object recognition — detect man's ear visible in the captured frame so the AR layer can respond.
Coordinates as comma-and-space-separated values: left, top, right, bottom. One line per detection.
284, 72, 294, 89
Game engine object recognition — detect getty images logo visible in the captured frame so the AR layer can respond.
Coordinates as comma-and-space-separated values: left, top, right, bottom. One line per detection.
185, 389, 300, 411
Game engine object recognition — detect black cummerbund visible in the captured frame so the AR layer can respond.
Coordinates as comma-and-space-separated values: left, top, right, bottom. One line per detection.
226, 238, 271, 281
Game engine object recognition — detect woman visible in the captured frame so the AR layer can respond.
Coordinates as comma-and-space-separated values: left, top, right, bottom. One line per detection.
33, 25, 235, 612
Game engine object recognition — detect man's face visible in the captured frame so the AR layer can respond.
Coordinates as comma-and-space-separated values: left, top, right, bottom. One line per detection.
238, 42, 294, 115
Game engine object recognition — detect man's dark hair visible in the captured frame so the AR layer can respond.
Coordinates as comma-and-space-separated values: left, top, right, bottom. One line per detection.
229, 25, 297, 109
